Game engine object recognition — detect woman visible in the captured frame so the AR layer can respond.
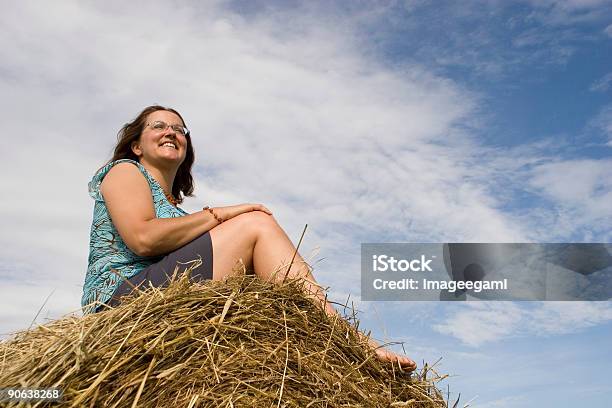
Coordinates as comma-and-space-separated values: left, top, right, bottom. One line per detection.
83, 105, 416, 371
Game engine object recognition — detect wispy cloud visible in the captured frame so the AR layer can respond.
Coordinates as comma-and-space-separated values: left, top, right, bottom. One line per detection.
527, 301, 612, 334
523, 0, 612, 26
432, 302, 525, 347
0, 0, 524, 334
527, 158, 612, 239
0, 1, 610, 342
433, 301, 612, 347
590, 72, 612, 92
345, 0, 612, 84
586, 103, 612, 147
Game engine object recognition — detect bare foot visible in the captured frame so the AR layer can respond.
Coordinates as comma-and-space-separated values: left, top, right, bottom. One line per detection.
360, 332, 417, 371
301, 284, 417, 372
373, 346, 417, 371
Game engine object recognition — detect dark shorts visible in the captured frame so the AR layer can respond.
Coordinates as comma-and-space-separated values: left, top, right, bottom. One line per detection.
105, 231, 214, 309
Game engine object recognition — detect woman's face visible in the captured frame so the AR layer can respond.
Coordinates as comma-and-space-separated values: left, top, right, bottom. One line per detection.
132, 110, 188, 168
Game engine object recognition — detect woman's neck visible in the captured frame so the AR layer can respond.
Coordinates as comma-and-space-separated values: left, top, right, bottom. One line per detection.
139, 159, 178, 195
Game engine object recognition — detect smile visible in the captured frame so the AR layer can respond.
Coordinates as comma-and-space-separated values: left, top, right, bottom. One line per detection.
160, 142, 178, 149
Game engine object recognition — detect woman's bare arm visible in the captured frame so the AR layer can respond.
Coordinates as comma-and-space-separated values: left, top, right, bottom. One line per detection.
100, 163, 217, 257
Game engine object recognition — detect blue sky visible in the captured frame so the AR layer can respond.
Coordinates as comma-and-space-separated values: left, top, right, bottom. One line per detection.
0, 1, 611, 407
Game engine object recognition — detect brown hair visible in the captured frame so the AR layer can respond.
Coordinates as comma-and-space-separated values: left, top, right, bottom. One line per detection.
107, 105, 195, 204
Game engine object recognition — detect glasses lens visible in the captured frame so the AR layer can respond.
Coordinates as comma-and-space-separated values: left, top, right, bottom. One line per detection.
171, 125, 186, 136
152, 121, 167, 131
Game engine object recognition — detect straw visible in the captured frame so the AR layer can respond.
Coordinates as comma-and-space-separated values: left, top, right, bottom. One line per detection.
0, 265, 447, 407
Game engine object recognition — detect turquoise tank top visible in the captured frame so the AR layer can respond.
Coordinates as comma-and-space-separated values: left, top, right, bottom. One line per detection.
82, 159, 189, 313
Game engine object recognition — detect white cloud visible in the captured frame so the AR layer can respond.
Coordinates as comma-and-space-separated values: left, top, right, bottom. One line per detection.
0, 1, 529, 335
523, 0, 612, 25
0, 1, 610, 339
606, 23, 612, 37
590, 72, 612, 92
538, 0, 611, 9
0, 281, 81, 337
402, 0, 611, 78
587, 103, 612, 146
530, 159, 611, 205
528, 159, 612, 236
433, 301, 612, 346
433, 302, 525, 347
527, 302, 612, 334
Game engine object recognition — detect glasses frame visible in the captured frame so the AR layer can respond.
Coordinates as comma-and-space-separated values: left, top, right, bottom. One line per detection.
146, 120, 190, 137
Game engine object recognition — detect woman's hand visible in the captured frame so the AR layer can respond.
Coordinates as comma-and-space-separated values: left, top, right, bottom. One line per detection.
213, 203, 273, 222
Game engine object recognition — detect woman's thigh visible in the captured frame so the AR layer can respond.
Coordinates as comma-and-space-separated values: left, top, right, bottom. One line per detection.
208, 211, 278, 280
105, 211, 278, 310
106, 231, 214, 308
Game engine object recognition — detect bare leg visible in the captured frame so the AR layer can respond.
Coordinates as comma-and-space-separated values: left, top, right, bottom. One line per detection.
208, 211, 416, 370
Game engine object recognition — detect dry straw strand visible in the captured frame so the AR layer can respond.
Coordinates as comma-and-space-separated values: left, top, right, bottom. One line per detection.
0, 265, 448, 407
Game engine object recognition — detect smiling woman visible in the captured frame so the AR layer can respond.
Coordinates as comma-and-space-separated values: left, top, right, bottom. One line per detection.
82, 105, 417, 371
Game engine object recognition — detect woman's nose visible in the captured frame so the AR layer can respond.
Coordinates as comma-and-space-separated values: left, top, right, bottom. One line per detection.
163, 127, 177, 136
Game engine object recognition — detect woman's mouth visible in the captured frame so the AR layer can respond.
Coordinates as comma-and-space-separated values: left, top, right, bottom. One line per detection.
160, 142, 178, 150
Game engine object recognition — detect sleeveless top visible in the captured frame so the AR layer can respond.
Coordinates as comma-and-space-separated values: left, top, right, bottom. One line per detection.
81, 159, 189, 313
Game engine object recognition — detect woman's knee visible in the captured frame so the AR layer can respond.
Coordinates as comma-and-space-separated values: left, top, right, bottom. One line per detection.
231, 211, 280, 236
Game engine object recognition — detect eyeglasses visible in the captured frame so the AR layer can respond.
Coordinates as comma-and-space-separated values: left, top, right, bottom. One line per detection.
146, 120, 190, 137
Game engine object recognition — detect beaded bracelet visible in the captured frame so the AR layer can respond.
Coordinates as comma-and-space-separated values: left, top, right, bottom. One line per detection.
203, 206, 223, 224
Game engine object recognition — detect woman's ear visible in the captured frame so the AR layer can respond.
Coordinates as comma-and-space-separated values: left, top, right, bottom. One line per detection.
131, 141, 142, 157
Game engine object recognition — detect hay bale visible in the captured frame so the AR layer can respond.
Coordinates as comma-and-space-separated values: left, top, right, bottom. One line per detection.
0, 272, 446, 407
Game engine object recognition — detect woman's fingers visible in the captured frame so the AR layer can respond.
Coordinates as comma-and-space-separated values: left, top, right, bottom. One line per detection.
214, 204, 272, 220
249, 203, 272, 215
259, 205, 272, 215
